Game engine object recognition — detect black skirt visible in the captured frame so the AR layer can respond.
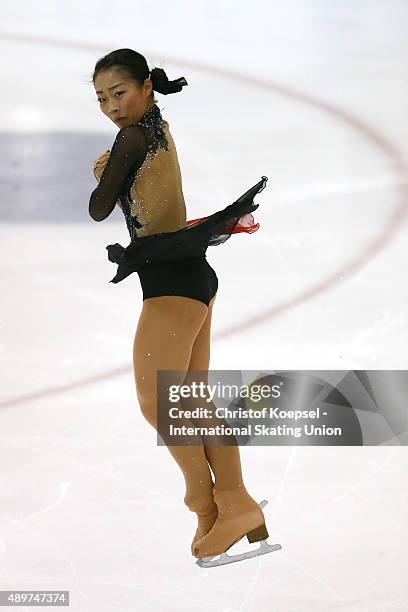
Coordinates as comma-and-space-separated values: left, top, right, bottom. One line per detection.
106, 176, 268, 284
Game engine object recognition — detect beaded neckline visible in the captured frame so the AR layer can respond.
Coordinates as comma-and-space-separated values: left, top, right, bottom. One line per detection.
137, 103, 169, 156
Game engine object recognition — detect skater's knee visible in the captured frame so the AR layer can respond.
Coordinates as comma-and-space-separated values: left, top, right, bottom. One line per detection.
138, 397, 173, 436
138, 398, 158, 430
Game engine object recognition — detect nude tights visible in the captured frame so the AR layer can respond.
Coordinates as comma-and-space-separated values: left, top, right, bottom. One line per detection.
132, 294, 244, 515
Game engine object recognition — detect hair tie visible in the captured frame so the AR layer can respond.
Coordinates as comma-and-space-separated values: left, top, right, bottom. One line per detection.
150, 67, 188, 95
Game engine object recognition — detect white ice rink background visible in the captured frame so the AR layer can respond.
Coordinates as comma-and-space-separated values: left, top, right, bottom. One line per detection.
0, 1, 407, 610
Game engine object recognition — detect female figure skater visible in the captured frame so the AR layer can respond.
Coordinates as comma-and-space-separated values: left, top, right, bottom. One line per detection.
89, 49, 279, 567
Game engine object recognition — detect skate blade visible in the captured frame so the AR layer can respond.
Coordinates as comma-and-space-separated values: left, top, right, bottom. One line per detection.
195, 499, 282, 569
195, 539, 282, 568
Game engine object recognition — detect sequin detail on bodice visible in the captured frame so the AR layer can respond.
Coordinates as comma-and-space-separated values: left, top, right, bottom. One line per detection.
117, 104, 187, 242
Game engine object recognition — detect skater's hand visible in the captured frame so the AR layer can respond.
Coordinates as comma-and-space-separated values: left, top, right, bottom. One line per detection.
92, 150, 111, 182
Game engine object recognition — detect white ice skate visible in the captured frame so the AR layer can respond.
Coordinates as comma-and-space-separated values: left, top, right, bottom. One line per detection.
195, 500, 281, 569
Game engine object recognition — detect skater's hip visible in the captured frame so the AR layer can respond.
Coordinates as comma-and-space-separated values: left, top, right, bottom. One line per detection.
137, 256, 218, 307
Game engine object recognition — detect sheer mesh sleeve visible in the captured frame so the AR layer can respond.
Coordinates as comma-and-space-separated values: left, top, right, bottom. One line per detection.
89, 124, 148, 222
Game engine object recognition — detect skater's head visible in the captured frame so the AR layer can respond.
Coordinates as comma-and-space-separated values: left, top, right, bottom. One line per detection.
91, 49, 188, 128
92, 49, 156, 128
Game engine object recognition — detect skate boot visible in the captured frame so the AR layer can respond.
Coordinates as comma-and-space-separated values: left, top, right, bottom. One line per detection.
184, 484, 218, 555
193, 484, 282, 567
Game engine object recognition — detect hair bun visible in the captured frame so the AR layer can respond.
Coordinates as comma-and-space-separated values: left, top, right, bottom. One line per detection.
150, 67, 188, 95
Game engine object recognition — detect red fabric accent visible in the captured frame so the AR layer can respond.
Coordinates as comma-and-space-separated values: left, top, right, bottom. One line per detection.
186, 212, 259, 234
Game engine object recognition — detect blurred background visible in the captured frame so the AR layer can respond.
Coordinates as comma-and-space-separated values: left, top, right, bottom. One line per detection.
0, 1, 407, 610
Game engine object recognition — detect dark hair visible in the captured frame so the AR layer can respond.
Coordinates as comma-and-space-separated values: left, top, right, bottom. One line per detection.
91, 48, 188, 100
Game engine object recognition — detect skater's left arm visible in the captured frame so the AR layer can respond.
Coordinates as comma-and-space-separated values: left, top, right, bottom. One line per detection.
89, 124, 148, 222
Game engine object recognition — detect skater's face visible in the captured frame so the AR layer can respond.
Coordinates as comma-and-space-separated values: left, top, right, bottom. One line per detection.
94, 68, 154, 128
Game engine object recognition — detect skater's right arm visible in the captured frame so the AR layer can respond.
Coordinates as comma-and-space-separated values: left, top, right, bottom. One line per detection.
89, 124, 148, 222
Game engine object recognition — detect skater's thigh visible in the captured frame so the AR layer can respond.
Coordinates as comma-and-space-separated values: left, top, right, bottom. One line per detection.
181, 293, 217, 419
187, 292, 217, 373
133, 295, 209, 397
182, 294, 226, 430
